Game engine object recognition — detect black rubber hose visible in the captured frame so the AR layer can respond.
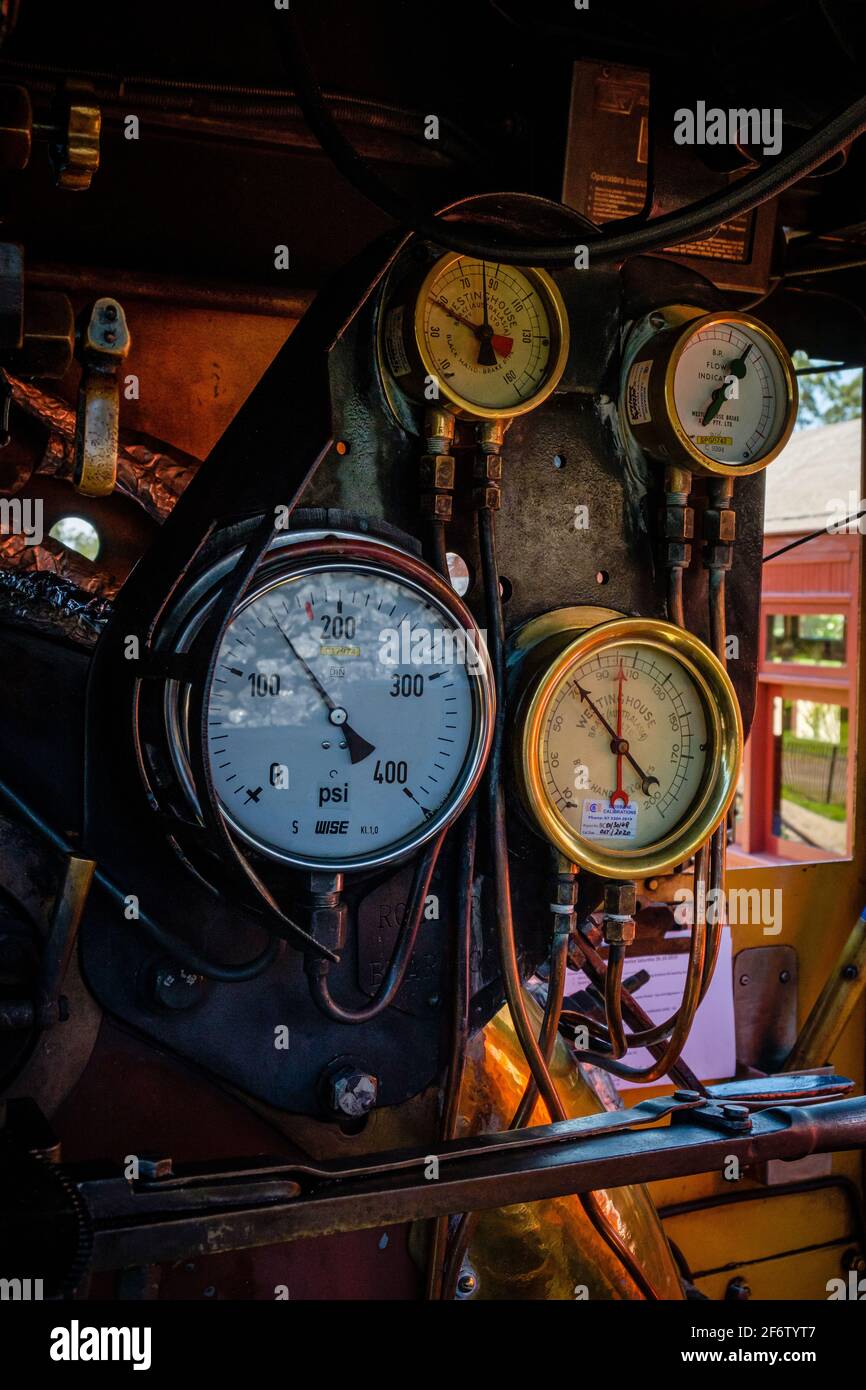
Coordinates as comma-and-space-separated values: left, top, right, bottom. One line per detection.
477, 506, 567, 1124
275, 10, 866, 267
306, 828, 445, 1023
0, 777, 280, 984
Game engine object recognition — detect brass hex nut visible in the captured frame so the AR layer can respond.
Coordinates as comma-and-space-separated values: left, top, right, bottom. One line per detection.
604, 916, 636, 946
420, 492, 453, 520
604, 881, 636, 917
473, 453, 503, 484
419, 454, 455, 489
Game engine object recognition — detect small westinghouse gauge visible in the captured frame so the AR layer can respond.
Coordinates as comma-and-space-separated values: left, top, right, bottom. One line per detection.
381, 251, 570, 419
162, 534, 494, 872
510, 610, 742, 879
622, 310, 797, 476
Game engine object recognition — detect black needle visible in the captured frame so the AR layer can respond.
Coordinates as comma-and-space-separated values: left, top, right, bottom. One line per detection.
701, 342, 752, 426
403, 786, 432, 821
478, 260, 497, 367
574, 681, 660, 795
276, 623, 376, 765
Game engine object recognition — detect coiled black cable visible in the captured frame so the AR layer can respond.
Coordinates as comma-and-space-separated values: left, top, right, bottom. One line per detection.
274, 9, 866, 267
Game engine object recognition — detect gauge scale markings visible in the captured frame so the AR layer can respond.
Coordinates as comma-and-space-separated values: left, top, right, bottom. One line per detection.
539, 646, 707, 850
201, 564, 490, 868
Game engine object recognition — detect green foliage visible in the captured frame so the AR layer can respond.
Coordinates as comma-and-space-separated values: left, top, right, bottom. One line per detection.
781, 733, 847, 757
794, 351, 862, 429
780, 786, 848, 823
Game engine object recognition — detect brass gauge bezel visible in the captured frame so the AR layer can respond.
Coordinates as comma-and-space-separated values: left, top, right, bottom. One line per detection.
411, 253, 570, 420
623, 310, 797, 477
513, 615, 743, 879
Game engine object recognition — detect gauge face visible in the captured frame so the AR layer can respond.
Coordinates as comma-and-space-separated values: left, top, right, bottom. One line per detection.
516, 617, 742, 877
414, 255, 568, 417
201, 561, 492, 869
540, 641, 709, 853
671, 317, 794, 468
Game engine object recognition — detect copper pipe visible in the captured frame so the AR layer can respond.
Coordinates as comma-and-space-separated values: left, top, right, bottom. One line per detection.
578, 844, 709, 1084
511, 922, 571, 1127
425, 805, 477, 1301
307, 829, 446, 1023
667, 564, 685, 628
604, 942, 629, 1058
478, 504, 566, 1125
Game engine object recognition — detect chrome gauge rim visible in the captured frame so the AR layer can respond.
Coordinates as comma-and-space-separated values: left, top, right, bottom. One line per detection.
163, 540, 494, 872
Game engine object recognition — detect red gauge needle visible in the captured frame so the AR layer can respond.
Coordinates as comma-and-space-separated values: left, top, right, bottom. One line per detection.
574, 680, 660, 796
610, 667, 628, 809
431, 296, 514, 359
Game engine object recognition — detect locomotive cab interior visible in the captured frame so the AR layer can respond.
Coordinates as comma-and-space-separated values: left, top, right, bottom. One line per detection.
1, 0, 866, 1336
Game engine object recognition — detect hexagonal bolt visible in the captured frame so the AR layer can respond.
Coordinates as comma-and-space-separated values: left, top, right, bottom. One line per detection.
603, 881, 636, 918
330, 1069, 379, 1118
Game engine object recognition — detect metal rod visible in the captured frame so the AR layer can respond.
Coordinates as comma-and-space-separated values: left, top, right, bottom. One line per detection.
785, 908, 866, 1071
75, 1096, 866, 1270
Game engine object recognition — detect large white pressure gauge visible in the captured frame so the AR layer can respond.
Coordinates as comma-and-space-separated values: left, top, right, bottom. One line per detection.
166, 536, 494, 871
622, 310, 797, 476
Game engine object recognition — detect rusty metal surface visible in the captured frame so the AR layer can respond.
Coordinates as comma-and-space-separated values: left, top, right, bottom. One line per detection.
61, 1094, 866, 1272
10, 376, 197, 519
734, 946, 799, 1073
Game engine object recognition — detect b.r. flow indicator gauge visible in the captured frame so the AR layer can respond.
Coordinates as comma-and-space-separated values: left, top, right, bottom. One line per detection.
621, 309, 797, 476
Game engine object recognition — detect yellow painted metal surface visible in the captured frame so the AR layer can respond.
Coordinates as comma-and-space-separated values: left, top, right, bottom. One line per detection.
636, 434, 866, 1298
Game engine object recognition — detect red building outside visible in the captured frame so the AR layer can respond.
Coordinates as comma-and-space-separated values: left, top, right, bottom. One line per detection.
734, 416, 861, 865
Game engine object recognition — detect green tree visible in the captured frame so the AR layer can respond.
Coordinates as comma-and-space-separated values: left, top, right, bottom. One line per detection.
794, 351, 862, 429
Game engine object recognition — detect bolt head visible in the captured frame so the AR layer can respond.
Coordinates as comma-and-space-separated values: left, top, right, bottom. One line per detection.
331, 1070, 378, 1117
722, 1104, 750, 1125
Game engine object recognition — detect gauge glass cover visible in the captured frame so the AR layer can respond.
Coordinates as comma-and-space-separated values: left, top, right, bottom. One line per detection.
672, 320, 792, 467
415, 256, 567, 416
202, 562, 489, 868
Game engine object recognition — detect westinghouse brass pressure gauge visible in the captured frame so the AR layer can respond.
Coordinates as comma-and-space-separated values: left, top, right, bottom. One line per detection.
510, 611, 742, 879
622, 311, 797, 476
380, 252, 569, 419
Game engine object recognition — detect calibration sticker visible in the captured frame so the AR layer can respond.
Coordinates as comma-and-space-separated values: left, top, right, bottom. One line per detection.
581, 799, 638, 839
384, 305, 412, 377
625, 359, 652, 424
